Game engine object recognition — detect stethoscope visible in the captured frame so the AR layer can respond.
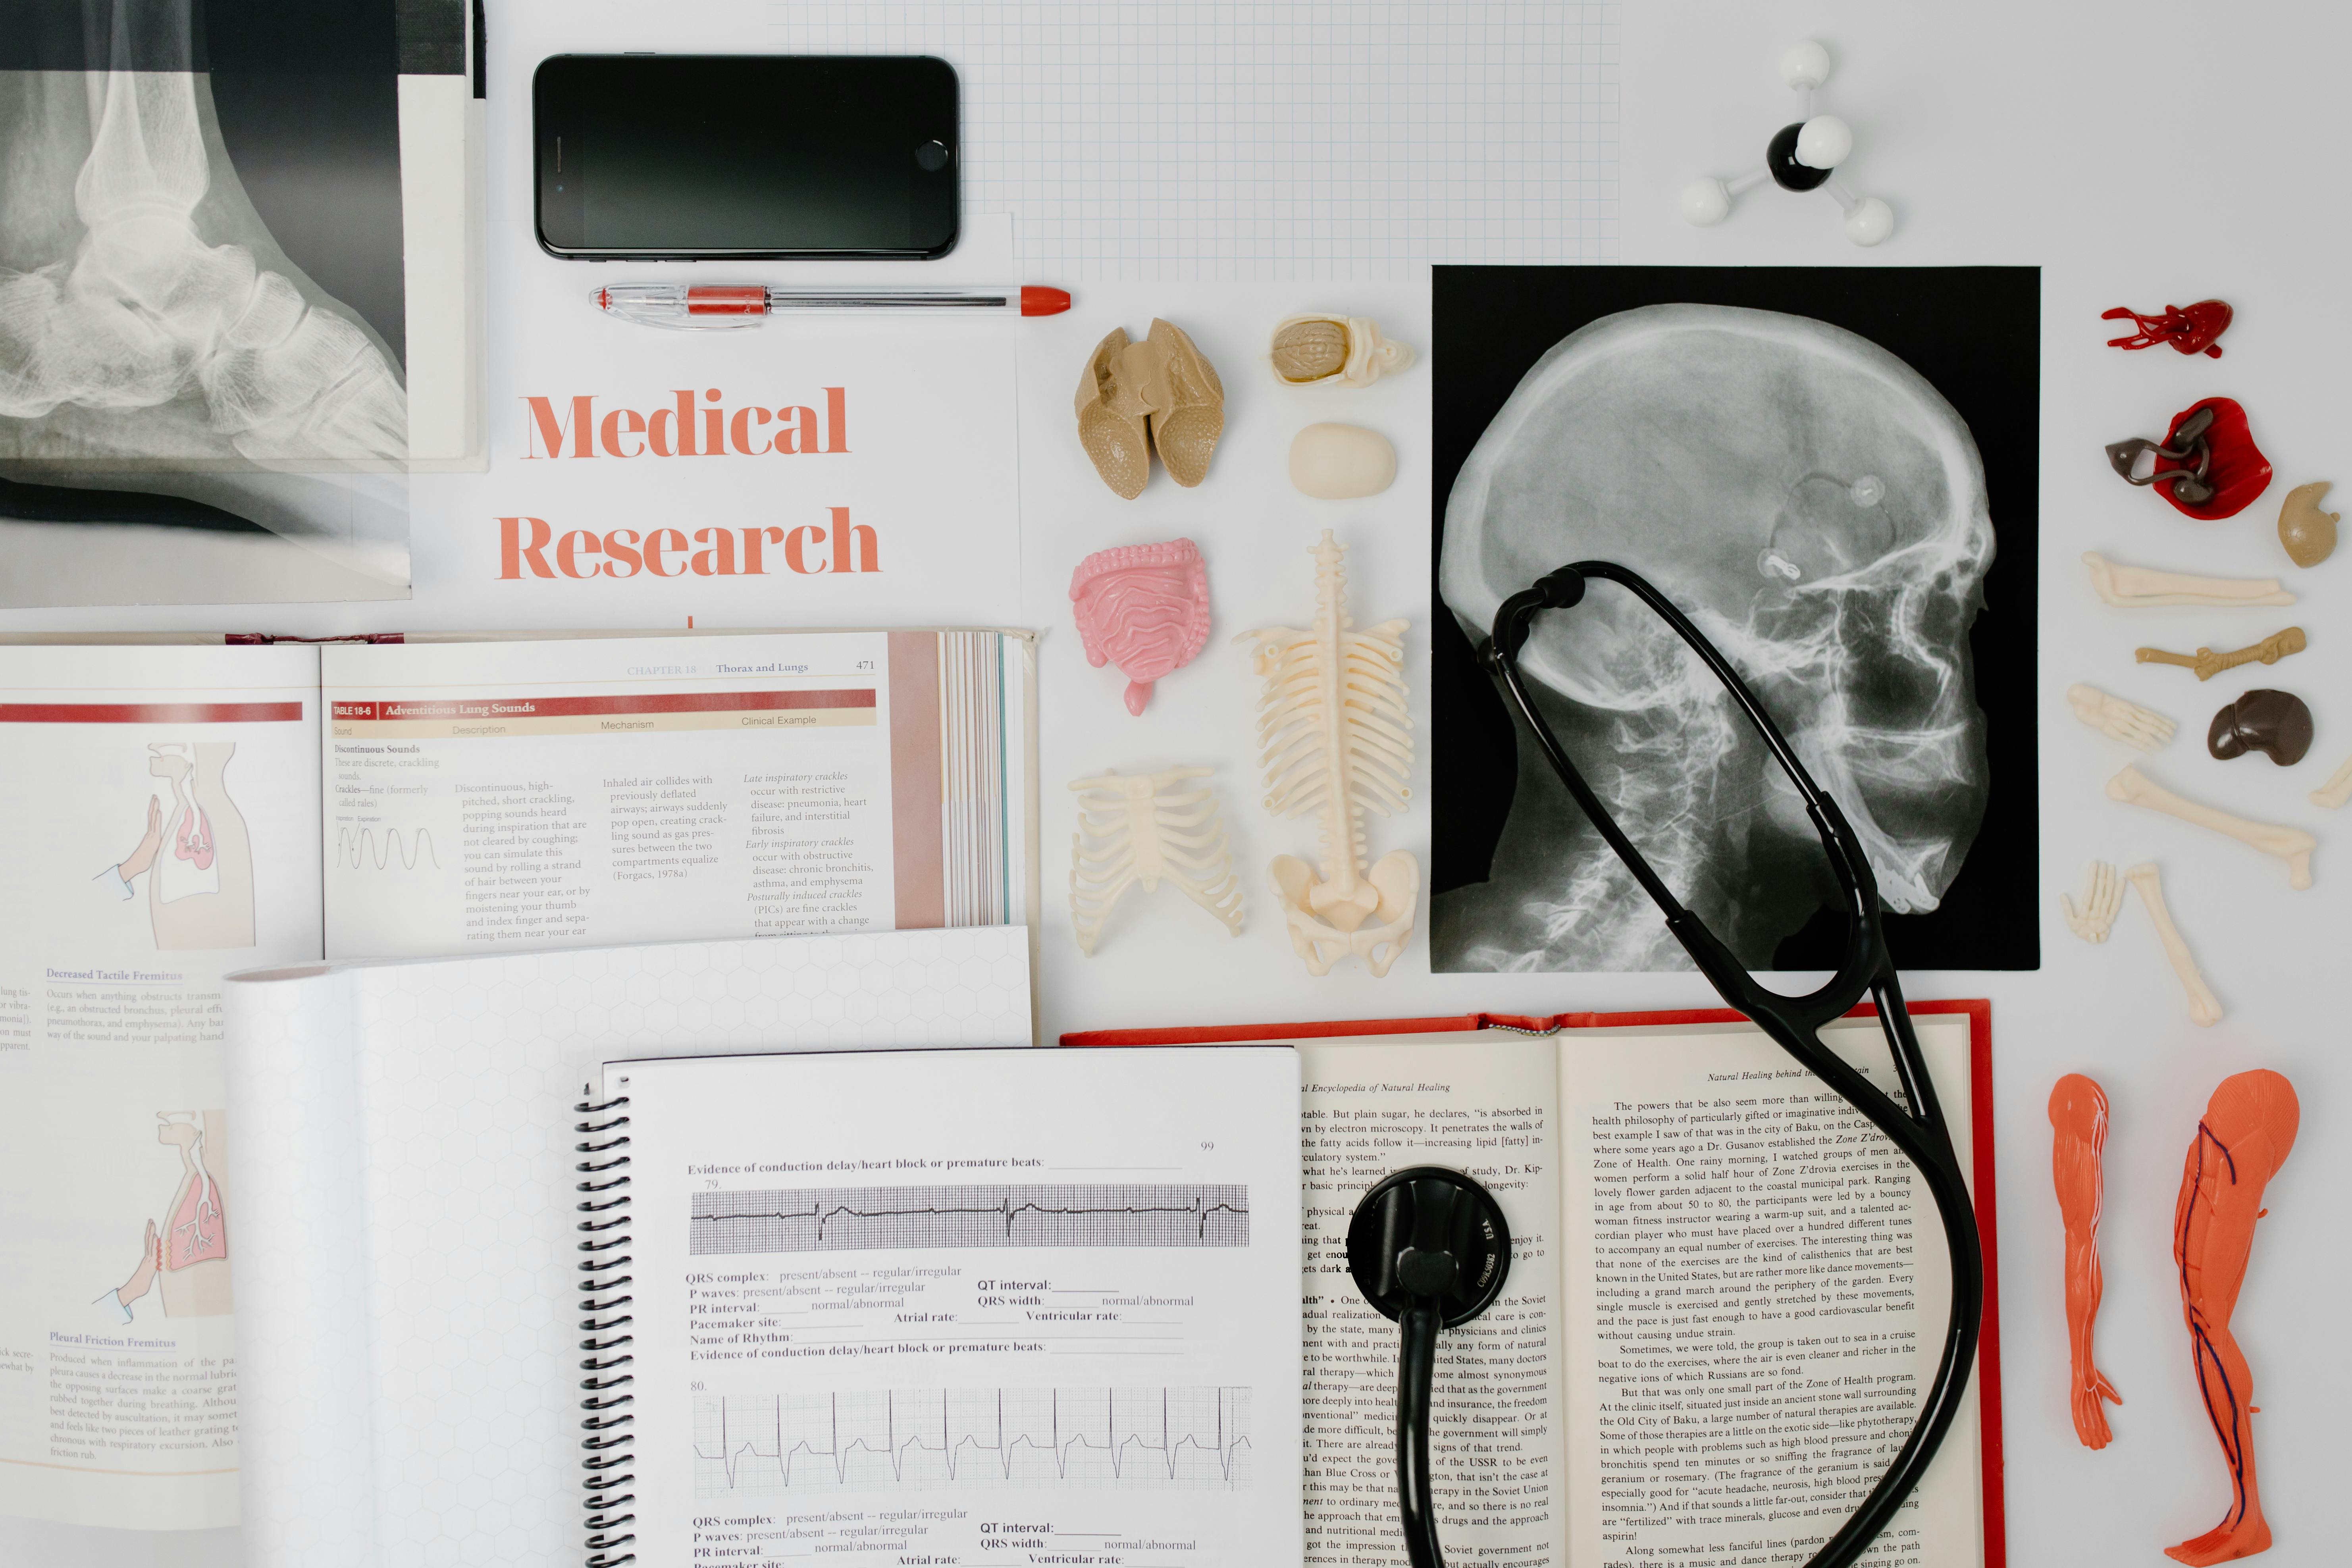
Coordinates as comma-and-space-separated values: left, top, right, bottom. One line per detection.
1349, 560, 1984, 1568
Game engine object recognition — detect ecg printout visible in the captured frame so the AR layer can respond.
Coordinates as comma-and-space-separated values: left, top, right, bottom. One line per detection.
766, 1, 1621, 278
617, 1046, 1303, 1564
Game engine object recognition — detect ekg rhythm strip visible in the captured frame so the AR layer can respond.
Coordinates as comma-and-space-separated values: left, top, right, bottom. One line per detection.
688, 1183, 1250, 1254
693, 1387, 1252, 1495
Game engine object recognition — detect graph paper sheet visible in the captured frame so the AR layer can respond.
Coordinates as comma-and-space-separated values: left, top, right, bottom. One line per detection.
766, 1, 1620, 278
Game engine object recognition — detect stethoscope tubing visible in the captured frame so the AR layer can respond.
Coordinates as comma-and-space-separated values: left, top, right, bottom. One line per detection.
1479, 562, 1985, 1568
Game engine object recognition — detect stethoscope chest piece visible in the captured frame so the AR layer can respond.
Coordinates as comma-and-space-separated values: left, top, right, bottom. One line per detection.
1347, 1165, 1513, 1325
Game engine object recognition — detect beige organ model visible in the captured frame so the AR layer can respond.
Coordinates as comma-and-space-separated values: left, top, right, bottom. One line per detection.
1238, 532, 1418, 978
1067, 768, 1244, 955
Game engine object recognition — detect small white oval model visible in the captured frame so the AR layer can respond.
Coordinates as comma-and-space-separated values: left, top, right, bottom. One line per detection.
1289, 422, 1396, 499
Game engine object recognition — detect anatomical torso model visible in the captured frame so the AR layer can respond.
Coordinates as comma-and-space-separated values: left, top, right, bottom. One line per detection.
2168, 1070, 2300, 1565
2049, 1074, 2121, 1448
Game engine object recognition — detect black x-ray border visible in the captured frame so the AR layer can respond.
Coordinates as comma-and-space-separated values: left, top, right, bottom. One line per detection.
1431, 265, 2042, 973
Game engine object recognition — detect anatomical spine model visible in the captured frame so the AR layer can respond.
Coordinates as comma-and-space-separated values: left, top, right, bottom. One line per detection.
2048, 1074, 2121, 1449
1238, 532, 1418, 977
1067, 768, 1243, 955
2168, 1070, 2299, 1566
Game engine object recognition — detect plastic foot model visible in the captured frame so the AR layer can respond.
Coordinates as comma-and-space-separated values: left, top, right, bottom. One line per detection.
2106, 766, 2315, 889
2060, 861, 2122, 943
2049, 1074, 2121, 1449
2167, 1070, 2300, 1565
2128, 862, 2224, 1026
1680, 40, 1895, 246
1067, 768, 1244, 954
1069, 539, 1213, 715
2068, 683, 2176, 752
1237, 531, 1418, 977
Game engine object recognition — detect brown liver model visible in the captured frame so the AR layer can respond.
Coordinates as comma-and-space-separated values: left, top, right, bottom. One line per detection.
2049, 1074, 2122, 1448
2168, 1069, 2300, 1564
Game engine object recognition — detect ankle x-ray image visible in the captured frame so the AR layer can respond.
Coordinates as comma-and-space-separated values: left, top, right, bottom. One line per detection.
1432, 268, 2039, 974
0, 0, 475, 605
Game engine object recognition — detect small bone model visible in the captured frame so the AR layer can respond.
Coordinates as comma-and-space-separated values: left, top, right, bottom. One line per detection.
2082, 551, 2295, 610
2067, 683, 2175, 752
2275, 481, 2338, 568
2207, 689, 2312, 767
2106, 765, 2316, 889
1238, 531, 1418, 977
2127, 862, 2223, 1027
1067, 768, 1244, 955
1268, 315, 1414, 387
2104, 397, 2272, 520
2135, 626, 2306, 681
2048, 1073, 2121, 1450
2059, 861, 2122, 943
1069, 539, 1213, 716
2308, 753, 2352, 809
2167, 1070, 2299, 1566
1681, 40, 1895, 246
2102, 299, 2232, 358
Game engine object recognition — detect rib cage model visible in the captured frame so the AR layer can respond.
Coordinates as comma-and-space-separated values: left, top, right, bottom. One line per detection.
1237, 531, 1418, 977
1068, 768, 1244, 955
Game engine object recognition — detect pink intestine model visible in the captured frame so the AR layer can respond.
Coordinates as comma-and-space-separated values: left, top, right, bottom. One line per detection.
1069, 539, 1212, 715
2168, 1069, 2299, 1566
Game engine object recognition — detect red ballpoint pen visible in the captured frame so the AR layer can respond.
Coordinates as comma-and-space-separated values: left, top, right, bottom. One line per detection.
594, 283, 1072, 328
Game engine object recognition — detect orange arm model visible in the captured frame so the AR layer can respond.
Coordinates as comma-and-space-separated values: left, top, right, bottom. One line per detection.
2167, 1069, 2300, 1565
2049, 1073, 2121, 1448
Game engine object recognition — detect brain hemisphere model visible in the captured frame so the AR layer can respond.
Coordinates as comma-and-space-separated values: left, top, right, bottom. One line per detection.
2167, 1069, 2299, 1566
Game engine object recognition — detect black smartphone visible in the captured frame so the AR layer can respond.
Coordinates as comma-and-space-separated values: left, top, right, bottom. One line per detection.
533, 54, 959, 260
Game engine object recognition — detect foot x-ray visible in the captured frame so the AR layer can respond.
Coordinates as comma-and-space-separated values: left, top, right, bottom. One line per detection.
1431, 268, 2039, 974
0, 0, 474, 605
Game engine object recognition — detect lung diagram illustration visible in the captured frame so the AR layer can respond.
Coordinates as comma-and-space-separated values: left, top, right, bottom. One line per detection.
105, 741, 256, 950
96, 1110, 233, 1322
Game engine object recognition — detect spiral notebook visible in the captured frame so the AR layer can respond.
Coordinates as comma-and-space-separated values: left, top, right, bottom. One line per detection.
222, 927, 1058, 1568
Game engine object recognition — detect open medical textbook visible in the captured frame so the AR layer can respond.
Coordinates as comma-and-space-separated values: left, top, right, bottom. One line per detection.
1072, 1008, 2003, 1568
219, 984, 1295, 1568
0, 633, 1034, 1529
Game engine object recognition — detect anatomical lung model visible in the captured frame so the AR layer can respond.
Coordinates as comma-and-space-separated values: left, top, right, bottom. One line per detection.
2168, 1070, 2300, 1565
2049, 1073, 2121, 1448
1238, 531, 1418, 977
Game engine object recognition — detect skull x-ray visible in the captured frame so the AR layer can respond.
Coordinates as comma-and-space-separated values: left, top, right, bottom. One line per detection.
1432, 268, 2040, 974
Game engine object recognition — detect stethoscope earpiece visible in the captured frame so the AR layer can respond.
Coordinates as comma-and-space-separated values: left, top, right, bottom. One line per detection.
1348, 1167, 1512, 1568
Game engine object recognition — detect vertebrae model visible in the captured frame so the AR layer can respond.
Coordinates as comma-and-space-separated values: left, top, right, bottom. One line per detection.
1067, 768, 1243, 955
1237, 532, 1418, 977
1681, 40, 1895, 247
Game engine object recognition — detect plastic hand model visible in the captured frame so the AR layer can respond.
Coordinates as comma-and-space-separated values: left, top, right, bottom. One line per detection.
2049, 1074, 2121, 1449
2082, 553, 2295, 610
1237, 531, 1418, 977
1067, 768, 1244, 955
1069, 539, 1212, 716
2167, 1070, 2300, 1565
2068, 683, 2176, 752
2107, 767, 2315, 889
2059, 860, 2122, 943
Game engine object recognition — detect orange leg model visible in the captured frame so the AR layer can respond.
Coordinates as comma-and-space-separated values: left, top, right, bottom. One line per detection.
2049, 1073, 2122, 1448
2167, 1069, 2300, 1565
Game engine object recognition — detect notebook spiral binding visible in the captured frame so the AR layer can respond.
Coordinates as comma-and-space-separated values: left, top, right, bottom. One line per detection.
576, 1092, 636, 1568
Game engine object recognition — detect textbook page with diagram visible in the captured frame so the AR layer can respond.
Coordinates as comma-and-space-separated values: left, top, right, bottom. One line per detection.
1289, 1013, 1996, 1568
0, 632, 1033, 1531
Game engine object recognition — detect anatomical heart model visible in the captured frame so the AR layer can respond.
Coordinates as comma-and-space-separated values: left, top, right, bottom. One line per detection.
1238, 531, 1418, 976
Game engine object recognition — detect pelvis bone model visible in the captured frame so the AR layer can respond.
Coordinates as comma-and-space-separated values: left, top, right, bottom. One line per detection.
1237, 532, 1418, 977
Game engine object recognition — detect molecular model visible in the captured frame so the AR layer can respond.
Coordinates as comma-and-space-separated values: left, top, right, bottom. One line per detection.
1681, 40, 1895, 247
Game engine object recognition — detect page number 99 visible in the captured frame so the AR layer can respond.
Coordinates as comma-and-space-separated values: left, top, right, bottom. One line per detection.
1200, 1141, 1215, 1150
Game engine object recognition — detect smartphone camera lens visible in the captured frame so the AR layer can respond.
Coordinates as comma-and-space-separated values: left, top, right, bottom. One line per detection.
914, 139, 950, 173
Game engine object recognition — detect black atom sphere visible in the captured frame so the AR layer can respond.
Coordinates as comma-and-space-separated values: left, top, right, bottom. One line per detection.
1767, 122, 1834, 191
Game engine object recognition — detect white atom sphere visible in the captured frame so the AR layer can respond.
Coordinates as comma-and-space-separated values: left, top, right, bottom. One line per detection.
1844, 197, 1895, 247
1795, 115, 1853, 170
1680, 177, 1732, 226
1781, 39, 1832, 90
